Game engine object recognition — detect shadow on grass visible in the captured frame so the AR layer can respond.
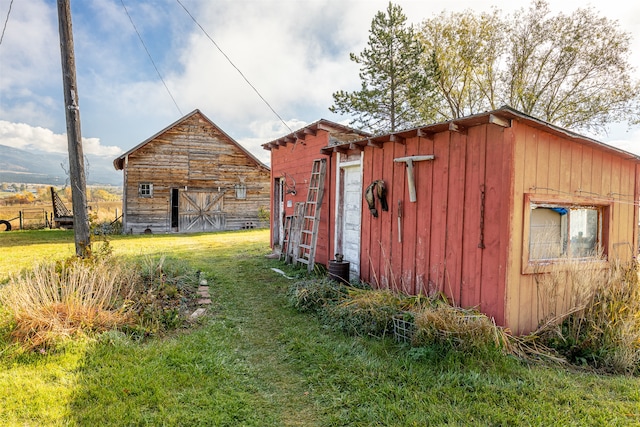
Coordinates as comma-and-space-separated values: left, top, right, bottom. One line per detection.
3, 229, 639, 426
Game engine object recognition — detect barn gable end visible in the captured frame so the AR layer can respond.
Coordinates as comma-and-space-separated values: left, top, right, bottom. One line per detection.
114, 110, 270, 234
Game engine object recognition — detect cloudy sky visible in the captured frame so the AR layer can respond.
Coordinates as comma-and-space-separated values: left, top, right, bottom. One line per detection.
1, 0, 639, 174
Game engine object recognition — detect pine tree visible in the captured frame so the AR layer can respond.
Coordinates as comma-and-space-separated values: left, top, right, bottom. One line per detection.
330, 2, 436, 134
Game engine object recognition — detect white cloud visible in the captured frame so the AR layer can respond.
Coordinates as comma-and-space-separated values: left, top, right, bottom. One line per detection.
603, 126, 640, 156
0, 121, 123, 157
0, 0, 638, 169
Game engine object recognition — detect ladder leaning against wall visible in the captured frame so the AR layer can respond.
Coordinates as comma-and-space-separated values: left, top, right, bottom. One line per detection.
294, 159, 327, 272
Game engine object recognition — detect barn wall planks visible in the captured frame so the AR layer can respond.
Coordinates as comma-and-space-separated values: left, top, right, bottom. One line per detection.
118, 111, 270, 234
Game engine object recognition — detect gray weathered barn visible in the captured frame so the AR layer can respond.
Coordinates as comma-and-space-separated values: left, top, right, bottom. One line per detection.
114, 110, 270, 234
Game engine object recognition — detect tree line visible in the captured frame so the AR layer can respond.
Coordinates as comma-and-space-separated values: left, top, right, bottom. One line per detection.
330, 0, 640, 135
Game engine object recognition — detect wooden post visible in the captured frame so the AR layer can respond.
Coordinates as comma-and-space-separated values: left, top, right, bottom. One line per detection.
57, 0, 91, 257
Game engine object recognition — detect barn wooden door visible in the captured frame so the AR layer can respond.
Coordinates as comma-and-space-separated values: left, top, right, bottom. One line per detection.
178, 190, 225, 232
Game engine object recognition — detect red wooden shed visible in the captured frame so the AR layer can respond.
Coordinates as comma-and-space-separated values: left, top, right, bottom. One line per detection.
265, 107, 640, 334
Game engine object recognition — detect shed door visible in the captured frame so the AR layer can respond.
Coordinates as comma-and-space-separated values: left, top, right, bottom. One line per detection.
337, 163, 362, 280
179, 190, 225, 232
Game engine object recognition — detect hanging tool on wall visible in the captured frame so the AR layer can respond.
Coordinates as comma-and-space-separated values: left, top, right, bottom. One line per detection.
393, 155, 435, 202
397, 200, 403, 243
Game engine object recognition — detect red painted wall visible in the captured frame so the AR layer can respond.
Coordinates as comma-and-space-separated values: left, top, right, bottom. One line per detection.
268, 112, 639, 333
359, 123, 512, 326
268, 131, 335, 266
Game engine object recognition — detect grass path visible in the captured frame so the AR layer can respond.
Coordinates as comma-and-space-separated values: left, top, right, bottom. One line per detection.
1, 229, 639, 426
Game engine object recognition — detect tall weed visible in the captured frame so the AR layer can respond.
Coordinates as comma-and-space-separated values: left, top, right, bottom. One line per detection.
0, 257, 136, 349
536, 259, 640, 373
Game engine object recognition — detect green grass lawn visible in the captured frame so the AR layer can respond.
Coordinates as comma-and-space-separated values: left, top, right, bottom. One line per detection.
1, 229, 639, 426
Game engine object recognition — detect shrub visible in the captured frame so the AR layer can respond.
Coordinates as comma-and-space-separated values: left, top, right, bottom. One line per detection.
288, 278, 427, 338
328, 288, 419, 337
0, 255, 201, 350
412, 304, 506, 353
0, 257, 136, 350
123, 256, 200, 337
286, 277, 348, 313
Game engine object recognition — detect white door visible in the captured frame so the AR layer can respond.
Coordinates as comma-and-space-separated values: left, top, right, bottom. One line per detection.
337, 163, 362, 280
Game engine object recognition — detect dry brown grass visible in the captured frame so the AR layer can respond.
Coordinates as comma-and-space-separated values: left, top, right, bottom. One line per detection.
0, 257, 136, 349
533, 258, 640, 373
412, 304, 509, 351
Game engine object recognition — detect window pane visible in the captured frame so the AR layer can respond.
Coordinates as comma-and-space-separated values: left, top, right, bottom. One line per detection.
569, 208, 598, 257
530, 207, 565, 259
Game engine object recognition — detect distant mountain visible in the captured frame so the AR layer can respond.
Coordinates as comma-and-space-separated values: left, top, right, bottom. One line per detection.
0, 144, 121, 186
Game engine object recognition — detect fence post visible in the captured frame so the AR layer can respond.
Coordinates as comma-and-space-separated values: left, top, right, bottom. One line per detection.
19, 211, 23, 230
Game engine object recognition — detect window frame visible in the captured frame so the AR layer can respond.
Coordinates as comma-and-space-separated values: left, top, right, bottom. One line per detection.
235, 183, 247, 200
522, 193, 610, 274
138, 182, 153, 198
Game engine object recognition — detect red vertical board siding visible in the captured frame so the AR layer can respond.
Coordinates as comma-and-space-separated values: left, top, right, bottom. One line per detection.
590, 149, 603, 197
479, 124, 509, 325
369, 147, 385, 287
414, 136, 435, 295
559, 137, 573, 191
268, 132, 333, 265
429, 131, 451, 294
545, 133, 561, 197
379, 143, 397, 289
390, 141, 409, 293
360, 146, 374, 284
618, 162, 632, 259
518, 127, 538, 330
610, 156, 623, 250
570, 144, 583, 194
460, 126, 485, 308
536, 131, 550, 193
398, 137, 416, 294
508, 124, 526, 332
444, 131, 466, 305
580, 147, 593, 197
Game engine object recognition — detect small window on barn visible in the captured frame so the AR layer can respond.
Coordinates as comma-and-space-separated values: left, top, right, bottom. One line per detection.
529, 203, 603, 261
139, 183, 153, 198
235, 183, 247, 200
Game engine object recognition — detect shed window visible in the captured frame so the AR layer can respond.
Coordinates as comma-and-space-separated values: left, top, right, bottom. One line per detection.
139, 183, 153, 198
529, 203, 603, 261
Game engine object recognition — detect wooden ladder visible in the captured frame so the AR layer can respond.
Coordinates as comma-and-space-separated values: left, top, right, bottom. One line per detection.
280, 214, 293, 262
295, 159, 327, 272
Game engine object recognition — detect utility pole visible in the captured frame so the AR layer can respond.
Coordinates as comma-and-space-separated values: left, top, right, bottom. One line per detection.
57, 0, 91, 257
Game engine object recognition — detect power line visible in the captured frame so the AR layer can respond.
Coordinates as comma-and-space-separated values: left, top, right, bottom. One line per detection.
120, 0, 182, 116
0, 0, 14, 45
175, 0, 293, 134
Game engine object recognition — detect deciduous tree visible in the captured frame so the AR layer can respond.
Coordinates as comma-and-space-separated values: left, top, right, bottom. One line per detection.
418, 0, 640, 133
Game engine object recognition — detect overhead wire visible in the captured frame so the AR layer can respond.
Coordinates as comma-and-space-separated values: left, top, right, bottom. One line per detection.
175, 0, 294, 134
120, 0, 183, 116
0, 0, 14, 45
